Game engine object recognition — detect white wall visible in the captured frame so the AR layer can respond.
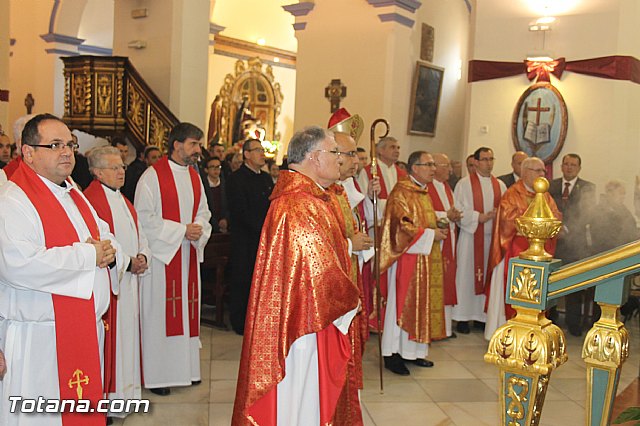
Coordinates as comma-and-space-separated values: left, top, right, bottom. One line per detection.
293, 0, 471, 162
466, 0, 640, 207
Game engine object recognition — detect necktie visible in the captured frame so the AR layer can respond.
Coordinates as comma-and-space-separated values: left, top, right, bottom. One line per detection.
562, 182, 570, 208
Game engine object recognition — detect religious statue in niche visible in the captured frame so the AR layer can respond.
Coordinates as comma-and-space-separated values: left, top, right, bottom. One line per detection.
214, 58, 283, 156
511, 82, 568, 164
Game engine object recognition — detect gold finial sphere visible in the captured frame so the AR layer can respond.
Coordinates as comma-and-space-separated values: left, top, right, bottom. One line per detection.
533, 177, 549, 194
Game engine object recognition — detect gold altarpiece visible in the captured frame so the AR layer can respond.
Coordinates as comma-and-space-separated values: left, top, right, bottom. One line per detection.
216, 58, 283, 147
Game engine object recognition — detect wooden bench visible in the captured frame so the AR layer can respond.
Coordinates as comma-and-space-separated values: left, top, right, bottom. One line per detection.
201, 232, 231, 329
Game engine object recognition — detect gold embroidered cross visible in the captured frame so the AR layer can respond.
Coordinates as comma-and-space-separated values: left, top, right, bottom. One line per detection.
167, 280, 181, 318
189, 283, 198, 320
476, 268, 483, 282
68, 369, 89, 399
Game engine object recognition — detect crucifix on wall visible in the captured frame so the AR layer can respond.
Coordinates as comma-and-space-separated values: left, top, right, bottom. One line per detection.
325, 79, 347, 113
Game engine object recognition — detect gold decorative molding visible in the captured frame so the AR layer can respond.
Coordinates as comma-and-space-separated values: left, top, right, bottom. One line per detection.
510, 267, 542, 305
583, 303, 628, 426
213, 34, 296, 68
486, 306, 567, 426
583, 304, 628, 365
63, 56, 178, 150
486, 307, 567, 374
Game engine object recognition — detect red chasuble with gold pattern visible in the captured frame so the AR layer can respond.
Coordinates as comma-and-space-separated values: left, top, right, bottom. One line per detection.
232, 171, 360, 426
379, 177, 446, 343
485, 180, 561, 318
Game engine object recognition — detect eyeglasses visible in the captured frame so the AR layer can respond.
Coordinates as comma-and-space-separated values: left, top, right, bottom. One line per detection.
245, 147, 265, 153
99, 165, 127, 172
526, 167, 546, 173
435, 163, 451, 168
25, 142, 79, 152
207, 165, 222, 169
338, 150, 358, 158
314, 149, 341, 157
414, 162, 436, 167
478, 157, 495, 162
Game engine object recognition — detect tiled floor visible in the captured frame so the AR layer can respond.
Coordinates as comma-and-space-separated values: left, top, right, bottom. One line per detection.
114, 318, 640, 426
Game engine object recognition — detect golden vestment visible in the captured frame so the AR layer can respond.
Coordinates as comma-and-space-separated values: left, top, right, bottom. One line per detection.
379, 177, 446, 343
328, 183, 367, 426
232, 171, 360, 426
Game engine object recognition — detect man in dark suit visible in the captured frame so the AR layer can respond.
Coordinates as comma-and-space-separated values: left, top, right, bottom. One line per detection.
549, 153, 596, 336
226, 139, 274, 335
203, 156, 228, 233
498, 151, 528, 189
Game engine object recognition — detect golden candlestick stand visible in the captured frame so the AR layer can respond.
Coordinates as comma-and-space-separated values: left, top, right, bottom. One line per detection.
485, 177, 568, 426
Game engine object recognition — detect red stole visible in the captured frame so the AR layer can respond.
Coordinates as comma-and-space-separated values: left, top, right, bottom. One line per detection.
3, 156, 21, 179
153, 157, 202, 337
83, 179, 139, 393
426, 181, 457, 306
364, 163, 407, 198
469, 172, 501, 294
11, 162, 105, 425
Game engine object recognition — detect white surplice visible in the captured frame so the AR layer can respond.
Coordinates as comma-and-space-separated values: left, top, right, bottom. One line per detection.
134, 162, 211, 388
431, 178, 458, 337
100, 185, 151, 416
276, 307, 358, 426
0, 169, 7, 186
357, 161, 398, 227
0, 177, 123, 426
451, 174, 506, 323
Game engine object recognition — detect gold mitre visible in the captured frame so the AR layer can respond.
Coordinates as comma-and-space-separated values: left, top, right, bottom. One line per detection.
327, 108, 364, 142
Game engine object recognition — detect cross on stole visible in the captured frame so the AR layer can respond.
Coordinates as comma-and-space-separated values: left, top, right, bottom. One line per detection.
167, 280, 181, 318
476, 268, 483, 282
189, 282, 199, 320
68, 369, 90, 399
527, 98, 550, 125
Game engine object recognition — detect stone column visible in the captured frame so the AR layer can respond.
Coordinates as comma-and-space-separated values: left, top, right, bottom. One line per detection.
113, 0, 209, 128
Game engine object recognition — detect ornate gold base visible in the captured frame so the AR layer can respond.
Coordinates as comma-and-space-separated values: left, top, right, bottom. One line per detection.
582, 303, 629, 426
485, 307, 567, 425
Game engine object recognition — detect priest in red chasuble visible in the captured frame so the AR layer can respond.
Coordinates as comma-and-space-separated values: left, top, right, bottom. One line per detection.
379, 151, 448, 376
484, 157, 561, 340
232, 126, 361, 426
328, 131, 375, 425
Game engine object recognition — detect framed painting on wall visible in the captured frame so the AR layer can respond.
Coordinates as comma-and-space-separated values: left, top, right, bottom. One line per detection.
408, 61, 444, 137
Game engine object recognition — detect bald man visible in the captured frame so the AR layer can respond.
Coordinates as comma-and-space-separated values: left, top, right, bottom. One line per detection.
497, 151, 528, 189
